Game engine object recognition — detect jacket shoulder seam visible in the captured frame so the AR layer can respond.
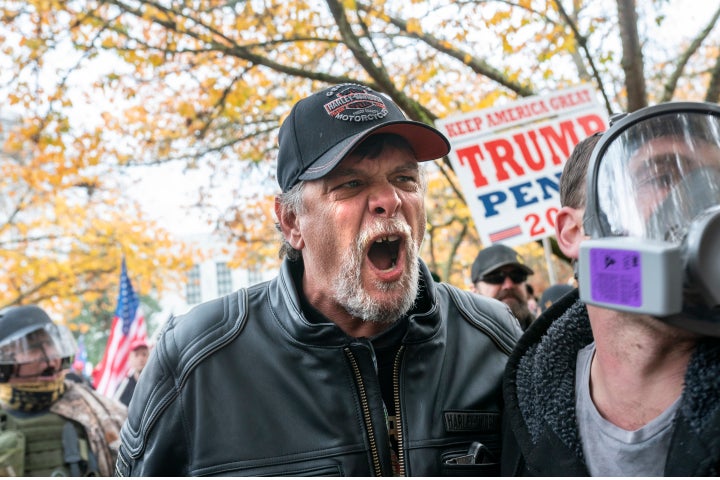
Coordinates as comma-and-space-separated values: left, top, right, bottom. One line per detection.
123, 288, 250, 459
442, 285, 521, 353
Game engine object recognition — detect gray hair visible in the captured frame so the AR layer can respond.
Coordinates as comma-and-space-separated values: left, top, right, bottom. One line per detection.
276, 181, 306, 261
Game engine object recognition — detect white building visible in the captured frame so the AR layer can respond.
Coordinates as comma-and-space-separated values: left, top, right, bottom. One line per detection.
152, 232, 278, 336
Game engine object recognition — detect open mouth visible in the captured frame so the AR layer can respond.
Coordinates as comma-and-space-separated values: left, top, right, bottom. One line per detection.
367, 235, 401, 271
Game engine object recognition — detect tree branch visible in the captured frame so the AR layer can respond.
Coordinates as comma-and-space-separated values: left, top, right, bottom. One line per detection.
554, 0, 614, 113
661, 4, 720, 102
358, 2, 536, 97
706, 54, 720, 103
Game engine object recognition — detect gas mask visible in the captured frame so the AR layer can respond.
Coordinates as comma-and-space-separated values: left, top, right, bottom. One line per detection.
578, 102, 720, 336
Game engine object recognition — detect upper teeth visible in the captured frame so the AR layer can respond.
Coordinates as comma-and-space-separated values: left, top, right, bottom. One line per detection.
375, 235, 399, 243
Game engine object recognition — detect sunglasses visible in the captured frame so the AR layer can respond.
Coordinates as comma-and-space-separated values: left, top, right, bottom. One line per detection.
481, 270, 528, 285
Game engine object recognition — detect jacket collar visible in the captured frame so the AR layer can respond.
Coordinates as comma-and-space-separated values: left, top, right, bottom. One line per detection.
512, 291, 591, 458
267, 257, 440, 346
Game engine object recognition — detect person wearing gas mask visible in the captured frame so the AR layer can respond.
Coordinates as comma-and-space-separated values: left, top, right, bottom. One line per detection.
502, 103, 720, 476
0, 305, 127, 476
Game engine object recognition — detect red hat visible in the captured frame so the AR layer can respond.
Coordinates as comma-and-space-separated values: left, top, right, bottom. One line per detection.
130, 339, 149, 351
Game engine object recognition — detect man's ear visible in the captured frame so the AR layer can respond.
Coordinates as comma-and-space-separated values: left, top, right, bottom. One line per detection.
555, 206, 585, 260
275, 197, 304, 250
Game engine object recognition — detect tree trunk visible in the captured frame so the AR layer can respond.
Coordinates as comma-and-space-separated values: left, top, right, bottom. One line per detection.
616, 0, 647, 111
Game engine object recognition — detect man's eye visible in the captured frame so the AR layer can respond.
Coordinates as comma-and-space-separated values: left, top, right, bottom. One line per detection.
637, 166, 682, 189
336, 179, 362, 189
656, 174, 677, 188
644, 173, 679, 189
395, 175, 419, 186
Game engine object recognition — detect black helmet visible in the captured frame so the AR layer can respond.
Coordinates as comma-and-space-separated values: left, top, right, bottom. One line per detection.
0, 306, 76, 382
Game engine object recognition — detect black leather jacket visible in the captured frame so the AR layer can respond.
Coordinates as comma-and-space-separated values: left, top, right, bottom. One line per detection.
116, 259, 521, 476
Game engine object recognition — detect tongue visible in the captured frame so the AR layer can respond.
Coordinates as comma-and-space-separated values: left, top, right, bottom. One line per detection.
368, 241, 396, 270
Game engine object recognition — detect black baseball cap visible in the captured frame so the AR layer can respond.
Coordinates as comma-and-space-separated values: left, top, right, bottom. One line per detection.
471, 244, 534, 283
276, 83, 451, 192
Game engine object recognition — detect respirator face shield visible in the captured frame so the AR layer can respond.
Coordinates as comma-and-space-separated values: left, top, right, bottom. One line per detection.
0, 323, 76, 383
580, 103, 720, 336
593, 111, 720, 241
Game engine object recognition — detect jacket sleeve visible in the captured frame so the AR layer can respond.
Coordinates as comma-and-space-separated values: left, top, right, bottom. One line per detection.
114, 312, 188, 476
115, 291, 247, 476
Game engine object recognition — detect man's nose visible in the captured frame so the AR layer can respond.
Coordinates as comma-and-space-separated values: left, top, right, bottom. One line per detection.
43, 356, 62, 369
502, 275, 521, 289
369, 183, 401, 217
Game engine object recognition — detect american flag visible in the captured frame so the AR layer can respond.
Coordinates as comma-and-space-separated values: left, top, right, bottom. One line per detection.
92, 258, 147, 396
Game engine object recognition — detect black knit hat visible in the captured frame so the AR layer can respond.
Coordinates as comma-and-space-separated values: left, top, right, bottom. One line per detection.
276, 83, 450, 192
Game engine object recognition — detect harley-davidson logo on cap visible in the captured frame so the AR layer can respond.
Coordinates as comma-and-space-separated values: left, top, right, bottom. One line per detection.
323, 85, 389, 122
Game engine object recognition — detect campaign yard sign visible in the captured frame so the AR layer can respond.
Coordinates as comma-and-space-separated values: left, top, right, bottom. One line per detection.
435, 85, 609, 247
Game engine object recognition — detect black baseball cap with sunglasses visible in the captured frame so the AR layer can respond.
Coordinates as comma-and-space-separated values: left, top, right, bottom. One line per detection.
471, 244, 534, 285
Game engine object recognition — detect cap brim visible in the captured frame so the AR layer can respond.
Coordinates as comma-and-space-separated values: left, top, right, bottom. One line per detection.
131, 342, 149, 351
298, 121, 450, 181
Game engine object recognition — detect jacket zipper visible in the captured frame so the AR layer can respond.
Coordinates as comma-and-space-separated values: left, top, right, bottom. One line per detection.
392, 345, 406, 476
344, 348, 382, 476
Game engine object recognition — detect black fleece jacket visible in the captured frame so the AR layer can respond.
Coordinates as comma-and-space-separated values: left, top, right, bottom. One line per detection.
502, 289, 720, 476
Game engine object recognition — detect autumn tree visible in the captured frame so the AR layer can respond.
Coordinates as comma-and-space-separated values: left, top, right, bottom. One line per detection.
1, 0, 719, 298
0, 111, 196, 319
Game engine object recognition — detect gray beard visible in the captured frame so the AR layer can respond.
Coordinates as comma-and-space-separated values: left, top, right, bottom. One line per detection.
333, 219, 419, 324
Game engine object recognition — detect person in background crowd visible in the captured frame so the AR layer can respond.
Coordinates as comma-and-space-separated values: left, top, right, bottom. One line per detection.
525, 284, 541, 317
538, 283, 574, 313
503, 103, 720, 475
65, 358, 94, 389
471, 244, 535, 329
116, 83, 522, 476
113, 339, 149, 407
0, 305, 126, 476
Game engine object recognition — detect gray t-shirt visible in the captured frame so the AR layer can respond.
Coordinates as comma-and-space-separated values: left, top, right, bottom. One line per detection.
575, 343, 680, 476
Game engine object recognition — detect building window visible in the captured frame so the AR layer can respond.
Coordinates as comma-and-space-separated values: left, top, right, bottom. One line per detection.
186, 264, 202, 304
216, 262, 233, 296
248, 267, 262, 286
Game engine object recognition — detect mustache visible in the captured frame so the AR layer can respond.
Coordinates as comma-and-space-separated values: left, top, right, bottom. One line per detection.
355, 218, 411, 252
497, 290, 522, 303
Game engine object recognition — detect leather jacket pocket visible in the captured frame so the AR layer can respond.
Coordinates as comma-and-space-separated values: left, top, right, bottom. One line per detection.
440, 442, 500, 477
200, 462, 343, 476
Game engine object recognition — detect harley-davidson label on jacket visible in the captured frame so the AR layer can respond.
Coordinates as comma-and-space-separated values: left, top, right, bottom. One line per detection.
443, 411, 500, 433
